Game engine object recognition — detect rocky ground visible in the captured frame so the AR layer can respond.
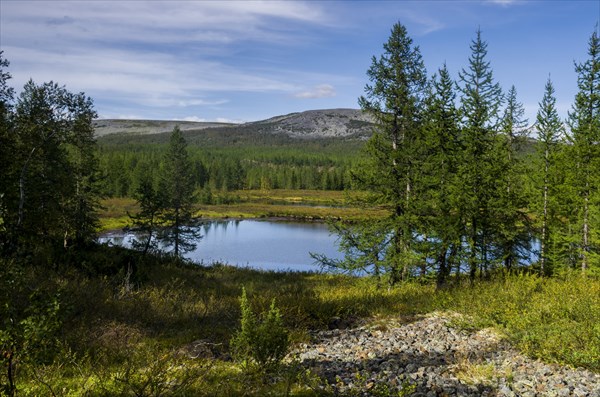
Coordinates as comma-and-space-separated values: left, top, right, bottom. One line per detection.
293, 312, 600, 396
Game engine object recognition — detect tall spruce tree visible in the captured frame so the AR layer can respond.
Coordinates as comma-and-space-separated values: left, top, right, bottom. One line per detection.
129, 169, 162, 255
158, 126, 199, 258
315, 22, 427, 285
457, 29, 504, 281
421, 64, 462, 286
535, 78, 564, 275
565, 30, 600, 272
356, 21, 428, 284
497, 85, 530, 271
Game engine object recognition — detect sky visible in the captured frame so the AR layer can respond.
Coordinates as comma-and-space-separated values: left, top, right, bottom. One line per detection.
0, 0, 598, 123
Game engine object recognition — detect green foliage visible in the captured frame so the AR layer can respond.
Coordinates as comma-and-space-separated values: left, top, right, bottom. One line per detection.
128, 170, 161, 255
104, 344, 204, 397
97, 135, 358, 198
560, 30, 600, 272
0, 261, 62, 396
533, 78, 565, 275
230, 288, 290, 373
345, 21, 428, 283
440, 273, 600, 371
0, 59, 101, 254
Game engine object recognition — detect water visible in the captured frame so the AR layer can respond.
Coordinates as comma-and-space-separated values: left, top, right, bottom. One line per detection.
99, 219, 343, 272
99, 220, 541, 273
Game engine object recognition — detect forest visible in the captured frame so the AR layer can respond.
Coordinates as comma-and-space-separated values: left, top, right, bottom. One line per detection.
0, 20, 599, 396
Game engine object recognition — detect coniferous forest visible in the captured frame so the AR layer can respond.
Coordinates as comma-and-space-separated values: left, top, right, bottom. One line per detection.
0, 21, 599, 396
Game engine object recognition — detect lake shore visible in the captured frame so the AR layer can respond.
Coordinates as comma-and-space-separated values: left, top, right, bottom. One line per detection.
97, 189, 389, 232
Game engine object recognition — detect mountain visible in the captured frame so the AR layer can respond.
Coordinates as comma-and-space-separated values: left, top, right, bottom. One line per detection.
93, 108, 375, 140
243, 108, 374, 139
92, 119, 234, 137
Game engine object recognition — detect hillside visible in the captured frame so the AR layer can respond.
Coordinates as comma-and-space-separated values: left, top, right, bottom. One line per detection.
92, 119, 234, 137
243, 108, 374, 138
94, 108, 375, 143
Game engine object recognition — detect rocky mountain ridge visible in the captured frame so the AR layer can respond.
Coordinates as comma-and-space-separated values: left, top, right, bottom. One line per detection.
93, 108, 375, 140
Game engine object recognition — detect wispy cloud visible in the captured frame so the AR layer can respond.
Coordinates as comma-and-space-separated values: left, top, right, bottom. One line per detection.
294, 84, 336, 99
1, 1, 334, 118
401, 11, 446, 35
487, 0, 520, 7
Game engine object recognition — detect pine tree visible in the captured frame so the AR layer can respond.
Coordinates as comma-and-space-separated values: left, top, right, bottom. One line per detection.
158, 126, 200, 257
457, 29, 504, 281
535, 77, 564, 275
565, 30, 600, 272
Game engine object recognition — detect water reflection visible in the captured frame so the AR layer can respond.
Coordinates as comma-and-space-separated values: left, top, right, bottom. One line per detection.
100, 219, 343, 272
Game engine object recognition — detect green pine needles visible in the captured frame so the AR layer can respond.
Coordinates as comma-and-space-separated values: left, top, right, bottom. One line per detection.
230, 288, 289, 373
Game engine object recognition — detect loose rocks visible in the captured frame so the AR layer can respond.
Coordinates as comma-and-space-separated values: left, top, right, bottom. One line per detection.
292, 312, 600, 396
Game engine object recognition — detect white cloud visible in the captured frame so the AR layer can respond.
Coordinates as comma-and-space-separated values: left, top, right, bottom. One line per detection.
113, 114, 145, 120
294, 84, 336, 99
179, 116, 208, 122
487, 0, 519, 6
0, 1, 335, 118
2, 1, 329, 49
401, 11, 445, 35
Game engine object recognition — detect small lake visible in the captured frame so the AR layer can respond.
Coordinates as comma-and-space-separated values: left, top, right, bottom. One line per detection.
99, 219, 541, 273
99, 219, 343, 272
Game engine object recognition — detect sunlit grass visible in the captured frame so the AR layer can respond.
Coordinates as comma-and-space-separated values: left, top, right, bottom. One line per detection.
6, 253, 600, 395
98, 190, 389, 232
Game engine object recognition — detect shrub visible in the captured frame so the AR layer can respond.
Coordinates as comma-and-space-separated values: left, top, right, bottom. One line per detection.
230, 288, 289, 372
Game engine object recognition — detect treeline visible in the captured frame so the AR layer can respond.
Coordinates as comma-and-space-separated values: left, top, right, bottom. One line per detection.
0, 53, 100, 253
318, 24, 600, 284
97, 142, 357, 198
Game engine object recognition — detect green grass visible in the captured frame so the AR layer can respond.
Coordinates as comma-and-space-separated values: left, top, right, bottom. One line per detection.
3, 251, 599, 395
437, 273, 600, 370
98, 190, 388, 231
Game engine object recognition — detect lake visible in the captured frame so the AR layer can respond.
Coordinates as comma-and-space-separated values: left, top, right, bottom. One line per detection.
99, 219, 343, 272
99, 219, 540, 273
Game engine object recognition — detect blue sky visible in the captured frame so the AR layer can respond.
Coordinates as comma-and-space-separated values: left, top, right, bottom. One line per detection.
0, 1, 598, 123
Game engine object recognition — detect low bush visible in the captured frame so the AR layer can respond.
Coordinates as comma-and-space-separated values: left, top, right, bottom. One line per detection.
230, 288, 289, 373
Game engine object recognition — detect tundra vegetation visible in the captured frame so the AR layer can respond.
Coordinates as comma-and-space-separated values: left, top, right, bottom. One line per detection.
0, 20, 599, 396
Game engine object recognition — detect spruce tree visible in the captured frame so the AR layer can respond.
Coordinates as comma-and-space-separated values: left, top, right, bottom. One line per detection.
535, 78, 564, 275
421, 64, 462, 286
355, 21, 428, 284
496, 85, 530, 271
158, 126, 200, 258
129, 169, 162, 255
565, 30, 600, 272
457, 29, 504, 280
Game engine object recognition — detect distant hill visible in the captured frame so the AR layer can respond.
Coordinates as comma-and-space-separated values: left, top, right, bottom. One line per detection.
243, 108, 374, 139
94, 108, 375, 141
92, 119, 234, 137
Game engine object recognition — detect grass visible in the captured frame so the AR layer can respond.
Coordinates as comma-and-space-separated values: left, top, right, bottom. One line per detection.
98, 189, 388, 231
3, 249, 599, 395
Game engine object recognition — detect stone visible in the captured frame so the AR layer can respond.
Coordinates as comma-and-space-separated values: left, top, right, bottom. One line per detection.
289, 312, 600, 397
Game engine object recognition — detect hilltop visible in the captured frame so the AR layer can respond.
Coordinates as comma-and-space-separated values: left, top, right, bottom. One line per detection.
94, 108, 375, 142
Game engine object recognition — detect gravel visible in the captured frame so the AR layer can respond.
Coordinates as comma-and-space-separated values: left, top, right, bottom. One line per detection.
292, 312, 600, 396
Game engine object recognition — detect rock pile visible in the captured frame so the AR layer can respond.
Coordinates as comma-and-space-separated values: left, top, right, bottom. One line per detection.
293, 313, 600, 396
